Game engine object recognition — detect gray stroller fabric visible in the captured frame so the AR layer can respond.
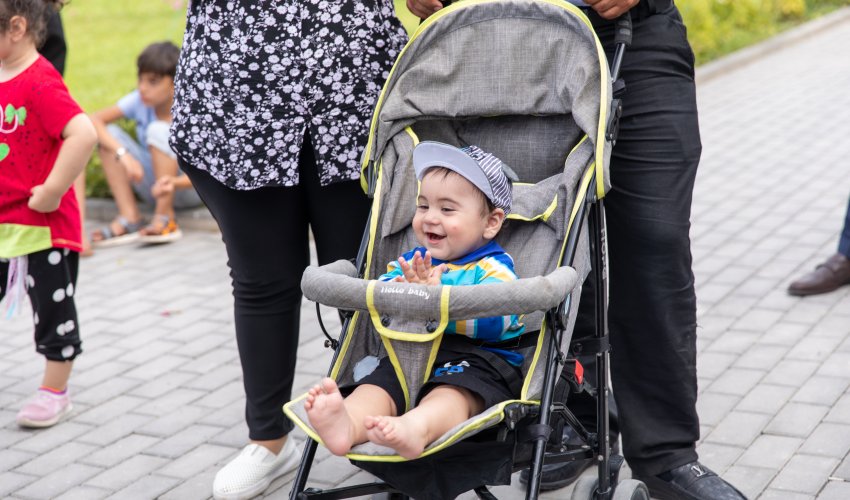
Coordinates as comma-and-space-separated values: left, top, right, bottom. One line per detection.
285, 0, 609, 463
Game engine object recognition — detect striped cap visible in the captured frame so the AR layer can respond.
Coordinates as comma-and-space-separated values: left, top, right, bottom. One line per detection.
413, 142, 515, 214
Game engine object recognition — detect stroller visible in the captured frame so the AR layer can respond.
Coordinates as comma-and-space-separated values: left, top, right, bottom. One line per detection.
284, 1, 647, 498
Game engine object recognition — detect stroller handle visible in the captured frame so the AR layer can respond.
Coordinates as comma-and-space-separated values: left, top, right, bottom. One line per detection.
301, 260, 579, 319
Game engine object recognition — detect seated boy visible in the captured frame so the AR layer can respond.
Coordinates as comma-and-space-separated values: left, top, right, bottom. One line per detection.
305, 142, 525, 459
90, 41, 201, 246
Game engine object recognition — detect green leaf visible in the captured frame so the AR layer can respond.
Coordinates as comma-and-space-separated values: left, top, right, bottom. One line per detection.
16, 107, 26, 126
4, 104, 13, 124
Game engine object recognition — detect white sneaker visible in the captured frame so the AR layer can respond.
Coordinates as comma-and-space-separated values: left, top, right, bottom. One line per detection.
212, 437, 301, 500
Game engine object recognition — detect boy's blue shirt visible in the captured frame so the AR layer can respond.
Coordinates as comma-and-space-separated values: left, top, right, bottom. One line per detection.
380, 240, 526, 365
116, 90, 157, 147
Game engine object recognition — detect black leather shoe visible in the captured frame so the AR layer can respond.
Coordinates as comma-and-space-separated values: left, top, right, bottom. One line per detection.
519, 428, 617, 492
633, 461, 747, 500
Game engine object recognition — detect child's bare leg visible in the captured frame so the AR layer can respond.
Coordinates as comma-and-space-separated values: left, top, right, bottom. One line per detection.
305, 378, 395, 456
98, 147, 142, 224
150, 147, 178, 221
42, 360, 73, 391
365, 385, 483, 459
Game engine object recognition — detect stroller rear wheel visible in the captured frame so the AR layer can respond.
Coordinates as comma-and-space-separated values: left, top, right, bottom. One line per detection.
612, 479, 650, 500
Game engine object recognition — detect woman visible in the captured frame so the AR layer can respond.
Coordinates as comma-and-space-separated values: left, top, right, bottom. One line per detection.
169, 1, 407, 498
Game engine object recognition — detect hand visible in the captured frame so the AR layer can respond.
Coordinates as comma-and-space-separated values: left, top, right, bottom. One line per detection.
584, 0, 639, 20
28, 184, 63, 213
392, 250, 446, 285
120, 154, 145, 184
406, 0, 445, 20
152, 175, 176, 198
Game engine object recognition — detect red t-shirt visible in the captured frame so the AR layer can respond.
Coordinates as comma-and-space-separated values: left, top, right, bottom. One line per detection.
0, 56, 84, 257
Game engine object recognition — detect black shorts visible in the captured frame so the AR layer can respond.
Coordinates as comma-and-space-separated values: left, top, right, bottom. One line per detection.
343, 336, 524, 414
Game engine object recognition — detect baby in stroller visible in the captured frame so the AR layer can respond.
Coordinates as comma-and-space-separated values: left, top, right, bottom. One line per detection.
305, 141, 528, 460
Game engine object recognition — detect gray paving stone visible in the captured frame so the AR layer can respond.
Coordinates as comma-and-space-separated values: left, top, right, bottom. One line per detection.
192, 380, 244, 409
81, 434, 161, 468
0, 472, 36, 498
817, 351, 850, 378
735, 384, 795, 414
704, 410, 769, 447
104, 474, 181, 500
14, 463, 103, 500
123, 354, 189, 381
734, 344, 789, 371
762, 360, 820, 388
158, 469, 216, 500
155, 443, 234, 479
799, 422, 850, 459
11, 422, 94, 454
736, 435, 803, 470
760, 322, 811, 346
72, 395, 147, 425
694, 391, 739, 426
764, 402, 829, 438
757, 489, 814, 500
707, 367, 765, 396
768, 454, 839, 495
85, 454, 170, 490
818, 481, 850, 500
719, 465, 776, 500
786, 336, 843, 362
135, 405, 209, 437
52, 486, 111, 500
144, 424, 224, 458
14, 442, 98, 476
128, 370, 198, 399
75, 413, 154, 446
791, 375, 850, 406
71, 376, 141, 406
133, 388, 207, 416
824, 393, 850, 424
0, 449, 35, 474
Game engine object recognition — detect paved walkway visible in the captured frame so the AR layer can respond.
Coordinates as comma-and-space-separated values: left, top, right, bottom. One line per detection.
2, 9, 850, 500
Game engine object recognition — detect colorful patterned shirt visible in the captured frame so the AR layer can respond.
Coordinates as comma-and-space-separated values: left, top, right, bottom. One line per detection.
170, 0, 408, 190
0, 56, 84, 258
380, 240, 526, 343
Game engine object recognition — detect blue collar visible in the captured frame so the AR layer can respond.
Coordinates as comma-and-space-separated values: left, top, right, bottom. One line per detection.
413, 240, 506, 266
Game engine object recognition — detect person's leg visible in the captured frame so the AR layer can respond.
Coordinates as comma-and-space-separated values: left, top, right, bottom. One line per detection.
305, 378, 396, 456
595, 7, 702, 476
838, 196, 850, 258
97, 125, 145, 225
180, 157, 308, 454
365, 385, 484, 459
17, 248, 80, 427
300, 133, 371, 267
146, 120, 179, 221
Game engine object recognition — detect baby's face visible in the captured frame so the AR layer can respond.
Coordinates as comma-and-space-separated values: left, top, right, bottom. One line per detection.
412, 170, 503, 261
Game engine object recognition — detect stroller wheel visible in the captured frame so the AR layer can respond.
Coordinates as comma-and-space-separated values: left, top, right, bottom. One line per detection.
612, 479, 650, 500
570, 476, 598, 500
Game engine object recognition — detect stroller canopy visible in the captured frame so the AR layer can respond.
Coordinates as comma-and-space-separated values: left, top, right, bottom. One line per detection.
362, 0, 612, 198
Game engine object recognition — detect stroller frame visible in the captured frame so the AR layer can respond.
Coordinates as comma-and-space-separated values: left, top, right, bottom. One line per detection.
288, 4, 646, 499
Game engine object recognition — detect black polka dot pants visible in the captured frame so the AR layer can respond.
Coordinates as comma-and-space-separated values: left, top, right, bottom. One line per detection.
0, 248, 82, 361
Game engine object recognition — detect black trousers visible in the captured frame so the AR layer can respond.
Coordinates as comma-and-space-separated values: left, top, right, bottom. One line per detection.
570, 3, 702, 476
0, 249, 81, 361
179, 134, 370, 440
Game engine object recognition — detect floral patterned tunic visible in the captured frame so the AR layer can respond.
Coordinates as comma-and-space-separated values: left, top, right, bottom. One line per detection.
171, 0, 408, 189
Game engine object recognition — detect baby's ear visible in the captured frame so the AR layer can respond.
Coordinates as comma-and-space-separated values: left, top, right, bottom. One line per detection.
484, 208, 506, 239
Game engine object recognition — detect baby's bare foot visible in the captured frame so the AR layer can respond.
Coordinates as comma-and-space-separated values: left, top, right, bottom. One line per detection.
365, 415, 428, 459
305, 378, 353, 456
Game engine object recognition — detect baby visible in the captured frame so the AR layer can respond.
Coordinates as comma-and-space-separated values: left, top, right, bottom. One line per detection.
305, 141, 525, 459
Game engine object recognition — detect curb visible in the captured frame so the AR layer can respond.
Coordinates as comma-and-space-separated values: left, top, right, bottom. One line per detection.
85, 198, 219, 233
696, 6, 850, 84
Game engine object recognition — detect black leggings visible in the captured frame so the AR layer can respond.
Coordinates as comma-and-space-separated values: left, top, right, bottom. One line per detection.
179, 134, 370, 440
1, 248, 81, 361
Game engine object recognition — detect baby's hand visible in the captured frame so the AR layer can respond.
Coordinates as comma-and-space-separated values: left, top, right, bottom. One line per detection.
393, 251, 445, 286
28, 184, 63, 213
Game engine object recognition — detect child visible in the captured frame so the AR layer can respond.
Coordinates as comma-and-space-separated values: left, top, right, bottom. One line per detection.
0, 0, 98, 427
89, 40, 201, 247
305, 142, 525, 459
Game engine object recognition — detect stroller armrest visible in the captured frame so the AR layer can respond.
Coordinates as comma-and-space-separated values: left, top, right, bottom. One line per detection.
301, 260, 579, 319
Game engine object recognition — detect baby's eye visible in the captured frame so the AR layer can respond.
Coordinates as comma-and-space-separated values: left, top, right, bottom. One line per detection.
416, 204, 428, 210
441, 207, 455, 213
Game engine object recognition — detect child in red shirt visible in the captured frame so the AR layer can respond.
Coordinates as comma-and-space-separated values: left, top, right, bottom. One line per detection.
0, 0, 97, 428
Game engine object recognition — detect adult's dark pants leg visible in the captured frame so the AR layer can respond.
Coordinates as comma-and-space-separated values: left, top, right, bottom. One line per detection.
838, 197, 850, 258
570, 5, 703, 477
179, 134, 370, 441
